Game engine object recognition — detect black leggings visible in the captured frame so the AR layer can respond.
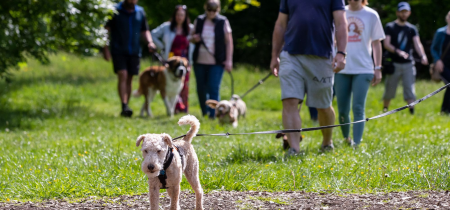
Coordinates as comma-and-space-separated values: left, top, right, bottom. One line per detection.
441, 67, 450, 113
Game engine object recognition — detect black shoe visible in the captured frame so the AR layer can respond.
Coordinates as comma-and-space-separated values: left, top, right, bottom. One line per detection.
121, 105, 133, 117
409, 108, 414, 115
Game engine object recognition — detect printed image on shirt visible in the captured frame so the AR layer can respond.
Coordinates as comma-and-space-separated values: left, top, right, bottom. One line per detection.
347, 17, 364, 43
397, 31, 408, 50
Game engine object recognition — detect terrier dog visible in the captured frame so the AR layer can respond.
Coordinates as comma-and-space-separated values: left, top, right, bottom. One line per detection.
206, 94, 246, 128
133, 56, 188, 117
136, 115, 203, 210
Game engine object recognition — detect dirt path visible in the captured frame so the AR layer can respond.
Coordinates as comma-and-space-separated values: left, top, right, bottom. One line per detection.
1, 190, 449, 209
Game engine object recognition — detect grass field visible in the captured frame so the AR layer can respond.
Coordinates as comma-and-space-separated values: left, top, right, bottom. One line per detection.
0, 54, 449, 201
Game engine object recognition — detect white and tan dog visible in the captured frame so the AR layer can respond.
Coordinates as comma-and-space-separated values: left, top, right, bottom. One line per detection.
136, 115, 203, 210
206, 94, 247, 127
133, 56, 187, 117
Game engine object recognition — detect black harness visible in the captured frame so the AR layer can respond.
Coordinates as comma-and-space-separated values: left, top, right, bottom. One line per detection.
157, 145, 185, 189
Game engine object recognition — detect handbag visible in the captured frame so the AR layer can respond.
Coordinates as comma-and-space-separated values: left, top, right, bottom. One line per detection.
430, 41, 450, 82
382, 51, 395, 75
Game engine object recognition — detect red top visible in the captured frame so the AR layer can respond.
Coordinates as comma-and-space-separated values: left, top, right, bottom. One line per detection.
170, 35, 189, 58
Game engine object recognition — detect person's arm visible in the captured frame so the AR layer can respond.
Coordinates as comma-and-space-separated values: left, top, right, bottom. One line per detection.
333, 10, 347, 73
150, 23, 167, 50
270, 12, 288, 77
372, 39, 382, 86
190, 19, 201, 43
430, 31, 444, 72
140, 15, 155, 51
103, 26, 111, 61
384, 35, 409, 59
224, 32, 234, 72
413, 36, 428, 65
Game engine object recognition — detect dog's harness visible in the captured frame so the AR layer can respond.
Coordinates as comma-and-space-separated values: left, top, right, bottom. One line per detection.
158, 145, 185, 189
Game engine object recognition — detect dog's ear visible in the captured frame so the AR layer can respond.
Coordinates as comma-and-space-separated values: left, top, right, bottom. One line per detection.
165, 58, 178, 69
161, 133, 173, 148
206, 100, 219, 109
136, 135, 146, 147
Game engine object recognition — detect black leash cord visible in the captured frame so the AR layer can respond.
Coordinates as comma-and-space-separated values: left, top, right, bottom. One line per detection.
240, 72, 272, 99
172, 82, 450, 141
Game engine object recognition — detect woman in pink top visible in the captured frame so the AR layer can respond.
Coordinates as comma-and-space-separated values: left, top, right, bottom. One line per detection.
190, 0, 234, 118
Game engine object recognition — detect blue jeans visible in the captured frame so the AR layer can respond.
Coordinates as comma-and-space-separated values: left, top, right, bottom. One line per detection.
334, 73, 374, 144
193, 64, 225, 118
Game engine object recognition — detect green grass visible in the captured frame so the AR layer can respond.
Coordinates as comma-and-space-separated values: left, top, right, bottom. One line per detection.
1, 54, 450, 201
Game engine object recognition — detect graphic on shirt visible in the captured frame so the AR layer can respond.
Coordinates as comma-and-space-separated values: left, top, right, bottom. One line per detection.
347, 17, 364, 42
397, 31, 408, 50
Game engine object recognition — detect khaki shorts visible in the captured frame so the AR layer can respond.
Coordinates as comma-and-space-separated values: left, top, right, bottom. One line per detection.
383, 62, 416, 101
279, 51, 334, 108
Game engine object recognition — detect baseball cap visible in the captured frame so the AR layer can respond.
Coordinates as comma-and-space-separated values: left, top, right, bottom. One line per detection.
397, 2, 411, 11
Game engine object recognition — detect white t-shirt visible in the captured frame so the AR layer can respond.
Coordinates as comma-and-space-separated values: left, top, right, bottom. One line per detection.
195, 18, 232, 65
339, 6, 385, 74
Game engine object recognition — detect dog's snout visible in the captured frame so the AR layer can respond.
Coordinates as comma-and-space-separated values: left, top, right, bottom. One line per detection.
147, 164, 155, 171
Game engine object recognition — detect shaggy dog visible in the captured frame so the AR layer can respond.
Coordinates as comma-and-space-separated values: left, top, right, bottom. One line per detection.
133, 56, 187, 117
136, 115, 203, 210
205, 94, 247, 127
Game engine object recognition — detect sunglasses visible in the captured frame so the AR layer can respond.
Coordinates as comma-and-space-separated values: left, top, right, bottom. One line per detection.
348, 0, 360, 1
207, 8, 217, 12
175, 5, 187, 10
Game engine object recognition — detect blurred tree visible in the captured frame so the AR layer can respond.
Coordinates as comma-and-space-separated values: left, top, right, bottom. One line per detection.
0, 0, 114, 79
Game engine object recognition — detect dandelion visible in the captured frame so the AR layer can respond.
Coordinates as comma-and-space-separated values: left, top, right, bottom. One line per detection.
65, 168, 68, 171
98, 170, 101, 172
84, 151, 88, 154
49, 182, 52, 184
132, 173, 134, 175
406, 167, 409, 169
419, 171, 422, 173
395, 169, 398, 171
94, 166, 97, 168
135, 158, 138, 160
328, 185, 331, 187
361, 172, 364, 175
330, 168, 334, 170
89, 170, 91, 172
204, 169, 206, 172
378, 168, 381, 170
81, 155, 84, 157
253, 177, 255, 179
318, 165, 322, 168
303, 176, 306, 178
418, 165, 421, 168
366, 179, 368, 182
265, 165, 269, 167
207, 154, 210, 157
7, 198, 10, 201
29, 169, 32, 171
19, 165, 22, 168
78, 153, 81, 156
403, 168, 405, 170
237, 171, 239, 173
122, 177, 125, 179
49, 169, 52, 171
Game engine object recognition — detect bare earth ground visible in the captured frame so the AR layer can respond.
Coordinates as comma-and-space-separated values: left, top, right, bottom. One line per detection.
1, 191, 449, 209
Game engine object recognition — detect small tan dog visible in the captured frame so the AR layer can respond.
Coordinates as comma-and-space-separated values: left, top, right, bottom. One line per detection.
133, 56, 188, 118
206, 94, 246, 127
136, 115, 203, 210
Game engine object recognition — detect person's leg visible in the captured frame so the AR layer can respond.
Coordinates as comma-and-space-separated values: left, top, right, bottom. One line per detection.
440, 67, 450, 113
175, 70, 189, 113
351, 74, 373, 144
317, 106, 335, 146
206, 65, 225, 118
193, 64, 208, 116
334, 73, 352, 141
308, 106, 318, 121
401, 62, 416, 113
282, 98, 302, 152
383, 63, 402, 110
117, 70, 130, 104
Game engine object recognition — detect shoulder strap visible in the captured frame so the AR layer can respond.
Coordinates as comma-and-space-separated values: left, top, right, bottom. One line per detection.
441, 40, 450, 60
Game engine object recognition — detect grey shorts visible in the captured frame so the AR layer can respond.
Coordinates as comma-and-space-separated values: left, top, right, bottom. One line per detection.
383, 62, 416, 101
279, 51, 334, 108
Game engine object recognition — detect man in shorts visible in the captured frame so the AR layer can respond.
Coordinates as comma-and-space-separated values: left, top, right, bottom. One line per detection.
270, 0, 348, 154
103, 0, 156, 117
382, 2, 428, 114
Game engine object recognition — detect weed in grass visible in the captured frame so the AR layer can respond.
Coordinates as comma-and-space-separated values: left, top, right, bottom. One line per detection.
1, 54, 450, 201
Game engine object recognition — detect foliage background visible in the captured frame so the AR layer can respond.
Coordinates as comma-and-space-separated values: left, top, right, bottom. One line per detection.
1, 0, 450, 78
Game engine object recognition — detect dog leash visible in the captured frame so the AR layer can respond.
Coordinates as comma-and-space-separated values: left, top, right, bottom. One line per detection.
240, 72, 272, 99
172, 82, 450, 141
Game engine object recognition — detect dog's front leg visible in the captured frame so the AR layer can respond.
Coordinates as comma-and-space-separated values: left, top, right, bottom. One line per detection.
163, 97, 173, 118
148, 185, 160, 210
167, 185, 181, 210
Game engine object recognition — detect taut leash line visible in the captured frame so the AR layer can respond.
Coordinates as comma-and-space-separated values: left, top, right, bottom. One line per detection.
240, 72, 272, 99
172, 82, 450, 141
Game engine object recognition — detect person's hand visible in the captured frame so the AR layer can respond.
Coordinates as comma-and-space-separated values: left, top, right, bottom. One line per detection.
148, 42, 156, 53
333, 53, 346, 73
224, 60, 233, 72
191, 34, 201, 43
372, 69, 382, 86
421, 56, 429, 65
436, 60, 444, 73
270, 56, 280, 77
395, 49, 409, 59
103, 46, 111, 61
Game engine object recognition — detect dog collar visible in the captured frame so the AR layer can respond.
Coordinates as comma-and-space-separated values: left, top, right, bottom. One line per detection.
157, 146, 184, 189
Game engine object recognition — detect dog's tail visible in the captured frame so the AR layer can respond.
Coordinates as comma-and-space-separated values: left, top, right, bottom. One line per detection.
178, 115, 200, 143
132, 88, 142, 98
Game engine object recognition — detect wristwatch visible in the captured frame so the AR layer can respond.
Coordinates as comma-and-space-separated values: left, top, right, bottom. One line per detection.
337, 51, 347, 58
374, 66, 382, 70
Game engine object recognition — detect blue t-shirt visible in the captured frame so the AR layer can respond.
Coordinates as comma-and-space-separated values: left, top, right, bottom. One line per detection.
106, 2, 149, 57
280, 0, 345, 58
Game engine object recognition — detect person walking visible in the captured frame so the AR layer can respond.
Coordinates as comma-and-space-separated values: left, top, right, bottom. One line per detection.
270, 0, 348, 154
103, 0, 155, 117
382, 2, 428, 114
190, 0, 233, 119
334, 0, 385, 146
151, 5, 194, 114
430, 11, 450, 114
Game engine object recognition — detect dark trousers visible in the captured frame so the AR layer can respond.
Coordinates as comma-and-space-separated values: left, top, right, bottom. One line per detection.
193, 64, 225, 118
441, 67, 450, 113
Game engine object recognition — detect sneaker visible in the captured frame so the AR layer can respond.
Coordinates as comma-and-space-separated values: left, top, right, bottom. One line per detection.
344, 138, 355, 146
285, 147, 304, 157
121, 105, 133, 117
276, 133, 303, 150
409, 108, 414, 115
320, 144, 334, 152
